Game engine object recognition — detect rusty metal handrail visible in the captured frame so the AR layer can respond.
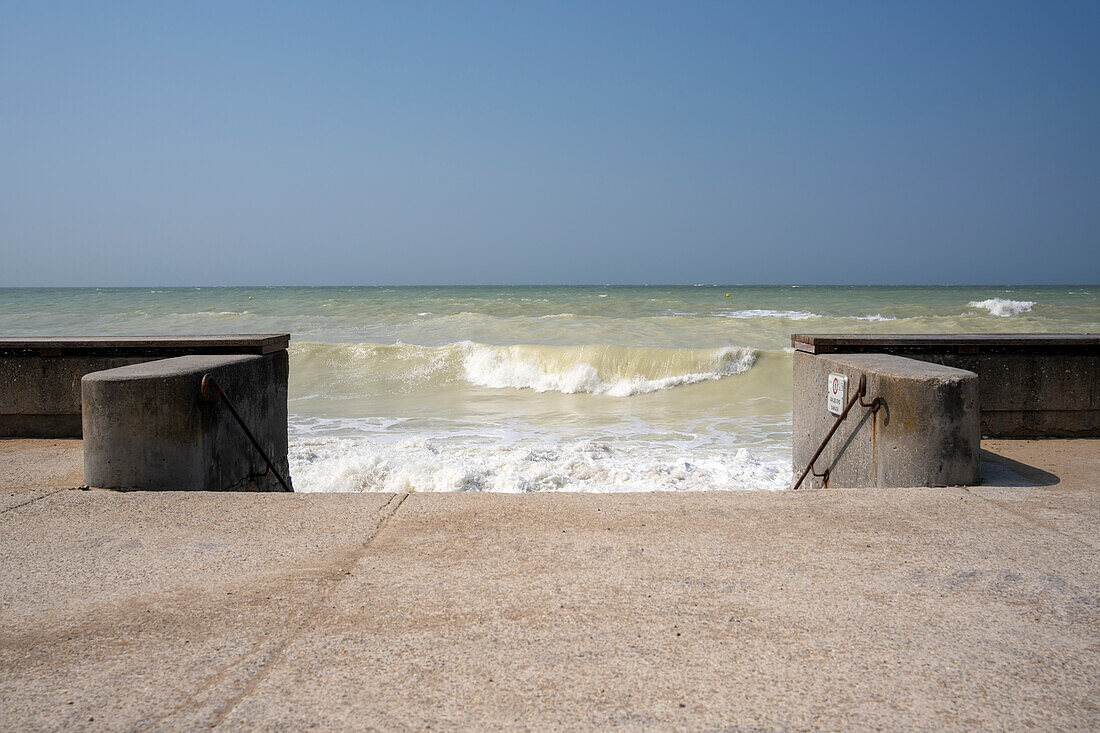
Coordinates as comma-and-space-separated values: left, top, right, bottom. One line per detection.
792, 374, 880, 490
200, 374, 292, 492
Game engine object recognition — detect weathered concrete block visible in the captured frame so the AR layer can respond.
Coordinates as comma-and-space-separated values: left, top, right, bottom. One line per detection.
82, 353, 291, 491
793, 352, 980, 489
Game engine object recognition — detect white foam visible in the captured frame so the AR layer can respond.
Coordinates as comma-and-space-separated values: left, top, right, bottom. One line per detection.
713, 309, 819, 320
289, 435, 791, 493
856, 314, 895, 321
968, 298, 1035, 317
461, 345, 757, 396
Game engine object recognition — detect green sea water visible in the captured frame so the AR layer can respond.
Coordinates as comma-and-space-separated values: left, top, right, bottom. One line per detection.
2, 285, 1096, 492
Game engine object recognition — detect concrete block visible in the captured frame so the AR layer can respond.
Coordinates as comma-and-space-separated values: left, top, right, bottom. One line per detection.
793, 352, 980, 489
82, 353, 291, 491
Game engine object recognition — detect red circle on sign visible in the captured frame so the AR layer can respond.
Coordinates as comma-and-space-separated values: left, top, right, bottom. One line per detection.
832, 378, 838, 394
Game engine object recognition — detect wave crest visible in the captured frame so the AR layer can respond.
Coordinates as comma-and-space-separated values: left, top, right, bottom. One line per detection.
713, 309, 819, 320
462, 344, 757, 396
968, 298, 1035, 317
290, 341, 759, 397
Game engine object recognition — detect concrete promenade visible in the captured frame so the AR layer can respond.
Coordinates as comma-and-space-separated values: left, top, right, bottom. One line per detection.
1, 439, 1097, 730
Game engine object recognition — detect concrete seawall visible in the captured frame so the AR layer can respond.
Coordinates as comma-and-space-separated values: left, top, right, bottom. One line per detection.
793, 334, 1100, 438
0, 336, 290, 437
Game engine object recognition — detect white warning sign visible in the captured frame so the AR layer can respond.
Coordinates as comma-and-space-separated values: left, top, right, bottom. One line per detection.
827, 373, 847, 416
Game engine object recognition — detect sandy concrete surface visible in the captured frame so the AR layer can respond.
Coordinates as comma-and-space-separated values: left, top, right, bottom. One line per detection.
0, 439, 84, 513
0, 439, 1097, 730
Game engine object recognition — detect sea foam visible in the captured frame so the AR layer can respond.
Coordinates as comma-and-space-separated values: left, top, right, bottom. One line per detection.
289, 434, 790, 493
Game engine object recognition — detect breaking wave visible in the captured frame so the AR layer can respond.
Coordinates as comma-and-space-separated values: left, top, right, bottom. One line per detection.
463, 344, 756, 396
290, 341, 760, 397
968, 298, 1035, 317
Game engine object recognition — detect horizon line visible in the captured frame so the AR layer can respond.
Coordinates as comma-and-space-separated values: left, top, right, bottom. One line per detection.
0, 283, 1097, 290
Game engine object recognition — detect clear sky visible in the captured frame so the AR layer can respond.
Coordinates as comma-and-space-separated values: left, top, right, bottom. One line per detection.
2, 1, 1098, 286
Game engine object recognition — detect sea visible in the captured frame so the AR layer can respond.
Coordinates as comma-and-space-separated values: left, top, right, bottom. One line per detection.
2, 285, 1096, 493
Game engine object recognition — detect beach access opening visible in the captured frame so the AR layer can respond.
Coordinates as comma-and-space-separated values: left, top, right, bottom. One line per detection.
3, 332, 1095, 493
791, 333, 1098, 490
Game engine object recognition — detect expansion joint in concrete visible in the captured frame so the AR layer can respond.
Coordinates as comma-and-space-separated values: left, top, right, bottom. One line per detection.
959, 487, 1099, 551
203, 492, 408, 728
0, 487, 68, 516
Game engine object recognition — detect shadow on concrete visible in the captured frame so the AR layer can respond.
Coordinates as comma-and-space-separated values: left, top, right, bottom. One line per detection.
822, 406, 877, 483
979, 448, 1060, 487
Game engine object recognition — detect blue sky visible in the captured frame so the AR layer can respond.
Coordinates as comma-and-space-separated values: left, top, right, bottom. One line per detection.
2, 1, 1098, 285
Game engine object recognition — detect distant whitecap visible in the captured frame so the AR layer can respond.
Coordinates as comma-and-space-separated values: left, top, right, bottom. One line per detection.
968, 298, 1035, 317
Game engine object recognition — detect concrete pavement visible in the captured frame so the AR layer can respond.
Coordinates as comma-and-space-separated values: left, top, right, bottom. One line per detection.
1, 439, 1097, 730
